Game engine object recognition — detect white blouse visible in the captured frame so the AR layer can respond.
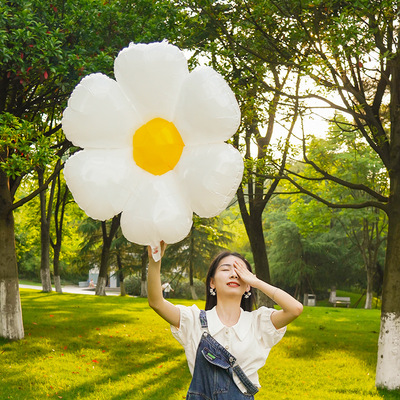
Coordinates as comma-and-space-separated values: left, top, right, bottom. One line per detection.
171, 305, 286, 393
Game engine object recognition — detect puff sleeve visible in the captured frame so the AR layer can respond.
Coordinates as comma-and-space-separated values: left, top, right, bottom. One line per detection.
253, 306, 286, 348
170, 304, 201, 347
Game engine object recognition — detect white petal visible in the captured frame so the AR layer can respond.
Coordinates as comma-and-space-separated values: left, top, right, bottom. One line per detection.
175, 143, 244, 217
174, 66, 241, 145
120, 171, 193, 246
63, 148, 139, 220
62, 73, 141, 149
114, 42, 189, 122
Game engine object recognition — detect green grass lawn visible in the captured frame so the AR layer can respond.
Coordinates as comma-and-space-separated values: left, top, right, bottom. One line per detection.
0, 290, 398, 400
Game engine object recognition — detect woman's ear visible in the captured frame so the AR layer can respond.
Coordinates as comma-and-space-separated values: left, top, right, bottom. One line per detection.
210, 277, 215, 289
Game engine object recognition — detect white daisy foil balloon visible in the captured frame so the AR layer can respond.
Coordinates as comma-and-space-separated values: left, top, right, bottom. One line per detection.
62, 42, 243, 259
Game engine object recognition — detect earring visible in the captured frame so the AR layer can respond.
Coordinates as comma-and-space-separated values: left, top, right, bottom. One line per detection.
209, 287, 216, 296
244, 291, 251, 299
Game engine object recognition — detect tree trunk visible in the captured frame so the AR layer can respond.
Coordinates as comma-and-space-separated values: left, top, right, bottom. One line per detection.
54, 275, 62, 294
140, 246, 148, 297
376, 201, 400, 389
120, 281, 126, 297
190, 285, 198, 300
0, 171, 24, 339
95, 240, 110, 296
376, 56, 400, 390
188, 232, 197, 300
53, 247, 62, 293
243, 212, 273, 307
116, 253, 125, 296
357, 216, 381, 310
95, 216, 120, 296
38, 169, 54, 293
95, 276, 107, 296
51, 172, 68, 294
365, 266, 374, 310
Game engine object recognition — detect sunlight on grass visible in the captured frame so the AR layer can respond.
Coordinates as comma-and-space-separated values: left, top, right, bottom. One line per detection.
0, 290, 399, 399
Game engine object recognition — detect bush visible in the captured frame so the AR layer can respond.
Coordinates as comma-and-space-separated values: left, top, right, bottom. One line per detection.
124, 275, 142, 296
174, 278, 206, 300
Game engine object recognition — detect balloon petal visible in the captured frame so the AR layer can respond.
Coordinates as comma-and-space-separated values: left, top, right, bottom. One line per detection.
62, 73, 141, 149
175, 143, 244, 217
63, 148, 140, 220
174, 66, 241, 145
120, 172, 193, 246
62, 42, 243, 249
114, 42, 189, 122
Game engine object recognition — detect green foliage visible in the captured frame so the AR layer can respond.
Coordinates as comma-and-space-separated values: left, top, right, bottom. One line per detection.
265, 204, 358, 297
0, 113, 54, 179
1, 0, 180, 181
281, 116, 388, 298
1, 0, 179, 111
14, 178, 88, 280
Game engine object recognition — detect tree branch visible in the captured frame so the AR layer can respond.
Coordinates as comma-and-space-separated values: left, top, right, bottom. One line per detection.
283, 174, 388, 213
299, 153, 388, 203
8, 161, 64, 213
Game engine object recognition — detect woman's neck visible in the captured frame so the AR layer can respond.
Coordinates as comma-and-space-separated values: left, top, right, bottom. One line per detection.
215, 299, 242, 327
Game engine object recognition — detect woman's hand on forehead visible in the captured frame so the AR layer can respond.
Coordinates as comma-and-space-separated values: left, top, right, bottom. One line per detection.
233, 260, 259, 286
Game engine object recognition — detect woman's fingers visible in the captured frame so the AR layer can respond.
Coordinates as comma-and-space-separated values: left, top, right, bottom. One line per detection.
234, 260, 257, 286
234, 261, 250, 280
148, 241, 167, 261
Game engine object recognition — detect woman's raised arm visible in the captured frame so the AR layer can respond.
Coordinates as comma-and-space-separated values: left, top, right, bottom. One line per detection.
234, 259, 303, 330
147, 243, 181, 328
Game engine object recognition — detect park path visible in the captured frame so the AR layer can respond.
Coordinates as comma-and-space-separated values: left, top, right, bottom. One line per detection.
19, 284, 121, 296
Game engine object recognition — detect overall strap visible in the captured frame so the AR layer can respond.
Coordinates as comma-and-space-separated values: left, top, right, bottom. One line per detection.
199, 310, 208, 330
198, 309, 259, 396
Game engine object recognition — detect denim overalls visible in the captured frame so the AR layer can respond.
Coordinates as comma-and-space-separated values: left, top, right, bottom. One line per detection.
186, 310, 259, 399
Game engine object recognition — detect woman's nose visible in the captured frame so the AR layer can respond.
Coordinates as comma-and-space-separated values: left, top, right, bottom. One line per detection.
230, 270, 238, 279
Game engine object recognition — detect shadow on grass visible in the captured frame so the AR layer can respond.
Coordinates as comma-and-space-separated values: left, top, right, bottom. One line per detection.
279, 306, 380, 369
1, 290, 192, 400
52, 344, 189, 400
377, 388, 400, 399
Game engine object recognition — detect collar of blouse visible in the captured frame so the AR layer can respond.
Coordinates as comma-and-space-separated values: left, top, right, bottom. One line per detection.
206, 306, 252, 341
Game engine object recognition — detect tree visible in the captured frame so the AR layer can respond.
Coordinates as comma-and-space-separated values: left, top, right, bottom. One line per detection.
140, 246, 148, 297
95, 215, 121, 295
263, 195, 359, 300
189, 0, 398, 389
0, 0, 180, 339
176, 0, 302, 305
50, 169, 71, 293
257, 1, 397, 389
285, 119, 388, 308
38, 162, 60, 292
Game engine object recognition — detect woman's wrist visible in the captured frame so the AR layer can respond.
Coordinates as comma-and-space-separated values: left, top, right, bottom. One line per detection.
148, 258, 161, 269
254, 280, 278, 300
250, 277, 265, 290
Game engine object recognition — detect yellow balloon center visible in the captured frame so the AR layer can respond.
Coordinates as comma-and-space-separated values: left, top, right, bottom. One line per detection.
133, 118, 185, 176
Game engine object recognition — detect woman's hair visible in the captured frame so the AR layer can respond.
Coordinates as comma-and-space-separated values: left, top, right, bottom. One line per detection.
205, 251, 255, 312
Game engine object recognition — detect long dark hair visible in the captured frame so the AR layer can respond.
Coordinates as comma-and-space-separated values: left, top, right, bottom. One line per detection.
205, 251, 255, 312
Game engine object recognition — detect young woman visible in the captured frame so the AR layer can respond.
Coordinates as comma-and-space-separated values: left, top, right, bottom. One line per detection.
147, 243, 303, 399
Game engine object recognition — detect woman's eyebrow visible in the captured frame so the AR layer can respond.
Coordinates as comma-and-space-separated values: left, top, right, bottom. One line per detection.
218, 263, 233, 268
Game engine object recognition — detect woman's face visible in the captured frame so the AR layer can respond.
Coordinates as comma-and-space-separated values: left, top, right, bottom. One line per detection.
210, 255, 250, 298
